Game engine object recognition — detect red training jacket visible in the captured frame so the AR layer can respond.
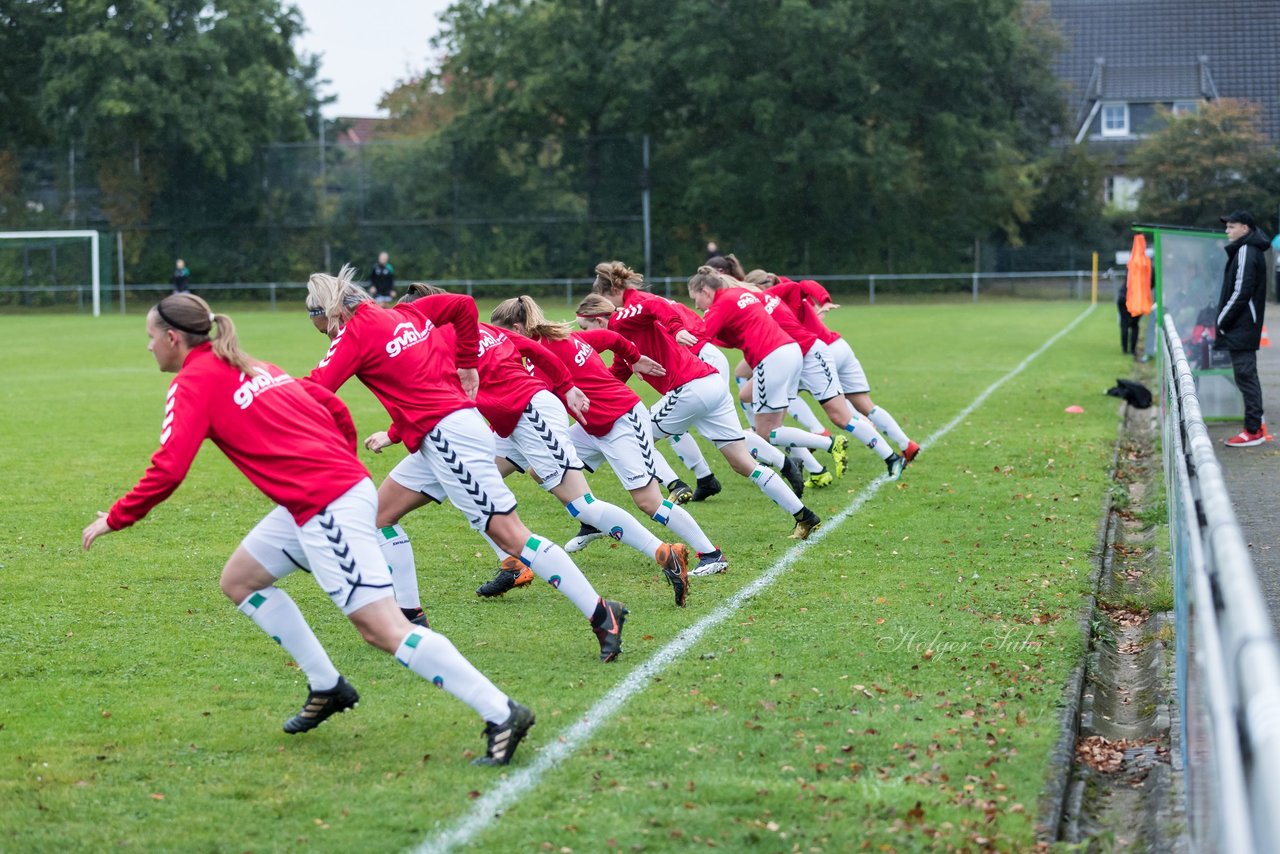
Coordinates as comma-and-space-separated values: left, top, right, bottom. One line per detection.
530, 329, 641, 437
773, 277, 840, 345
108, 343, 368, 530
698, 287, 795, 368
307, 296, 480, 453
475, 322, 575, 437
607, 289, 716, 394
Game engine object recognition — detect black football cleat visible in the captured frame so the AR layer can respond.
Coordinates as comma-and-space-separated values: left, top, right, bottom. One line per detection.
472, 700, 536, 766
283, 676, 359, 734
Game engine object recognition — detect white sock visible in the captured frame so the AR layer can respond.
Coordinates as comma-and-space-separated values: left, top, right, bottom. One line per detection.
238, 588, 340, 691
669, 433, 712, 479
744, 431, 785, 467
845, 415, 892, 460
394, 627, 510, 723
651, 499, 716, 553
791, 447, 824, 473
866, 405, 911, 448
479, 530, 508, 560
770, 426, 833, 451
379, 524, 420, 610
567, 493, 661, 560
788, 397, 826, 434
520, 535, 600, 617
749, 464, 803, 513
652, 447, 681, 487
735, 376, 754, 421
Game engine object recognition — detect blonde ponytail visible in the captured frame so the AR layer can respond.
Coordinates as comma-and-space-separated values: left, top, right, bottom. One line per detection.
306, 264, 372, 334
152, 293, 258, 374
686, 265, 728, 298
591, 260, 645, 295
490, 295, 573, 340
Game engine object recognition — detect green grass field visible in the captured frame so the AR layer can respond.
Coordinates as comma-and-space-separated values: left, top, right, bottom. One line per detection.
0, 300, 1127, 852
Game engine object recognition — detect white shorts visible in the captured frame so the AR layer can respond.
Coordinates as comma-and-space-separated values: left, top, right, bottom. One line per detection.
753, 342, 803, 414
798, 340, 843, 401
696, 343, 731, 382
388, 408, 518, 532
650, 373, 744, 446
241, 479, 394, 616
493, 389, 585, 492
825, 337, 870, 394
569, 401, 660, 491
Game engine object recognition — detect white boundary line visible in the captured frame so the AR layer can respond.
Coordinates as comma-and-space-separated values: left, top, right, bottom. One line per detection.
415, 304, 1097, 853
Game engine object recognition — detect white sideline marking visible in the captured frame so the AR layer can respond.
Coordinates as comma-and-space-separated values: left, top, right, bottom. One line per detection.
415, 305, 1097, 853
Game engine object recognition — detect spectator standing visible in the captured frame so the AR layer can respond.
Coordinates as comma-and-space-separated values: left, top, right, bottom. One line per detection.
1216, 210, 1270, 446
369, 252, 394, 304
171, 259, 191, 293
705, 241, 722, 260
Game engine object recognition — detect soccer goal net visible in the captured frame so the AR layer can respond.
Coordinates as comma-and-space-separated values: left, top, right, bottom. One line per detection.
0, 230, 102, 314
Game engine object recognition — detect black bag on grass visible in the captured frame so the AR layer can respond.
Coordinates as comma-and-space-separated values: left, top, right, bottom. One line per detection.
1105, 378, 1153, 409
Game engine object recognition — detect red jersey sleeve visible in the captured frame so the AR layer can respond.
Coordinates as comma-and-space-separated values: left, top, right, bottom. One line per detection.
298, 378, 358, 453
636, 292, 687, 333
386, 422, 403, 445
798, 279, 832, 306
508, 331, 575, 394
697, 300, 730, 349
577, 328, 640, 367
402, 294, 480, 370
307, 323, 363, 391
106, 378, 211, 530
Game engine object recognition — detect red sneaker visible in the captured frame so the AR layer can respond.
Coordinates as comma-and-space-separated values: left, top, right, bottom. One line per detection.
903, 440, 921, 462
1225, 429, 1266, 448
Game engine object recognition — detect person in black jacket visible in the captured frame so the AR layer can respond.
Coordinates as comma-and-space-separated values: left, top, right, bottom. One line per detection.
369, 252, 394, 304
171, 259, 191, 294
1215, 210, 1270, 446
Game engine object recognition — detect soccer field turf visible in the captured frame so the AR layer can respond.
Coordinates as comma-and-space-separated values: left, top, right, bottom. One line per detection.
1, 300, 1126, 851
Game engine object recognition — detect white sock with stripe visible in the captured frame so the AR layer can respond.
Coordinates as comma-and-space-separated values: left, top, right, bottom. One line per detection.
519, 535, 600, 617
567, 493, 661, 560
744, 431, 785, 467
668, 433, 712, 479
788, 397, 826, 434
866, 404, 911, 448
652, 447, 681, 487
844, 414, 892, 460
749, 464, 803, 513
791, 446, 824, 473
378, 524, 421, 610
650, 499, 716, 553
394, 627, 510, 722
769, 426, 833, 451
238, 588, 340, 692
480, 530, 509, 560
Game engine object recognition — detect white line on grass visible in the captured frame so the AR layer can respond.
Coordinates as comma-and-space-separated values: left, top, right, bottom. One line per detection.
415, 304, 1097, 853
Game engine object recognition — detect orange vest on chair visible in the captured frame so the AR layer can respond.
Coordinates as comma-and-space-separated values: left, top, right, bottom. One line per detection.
1126, 234, 1153, 317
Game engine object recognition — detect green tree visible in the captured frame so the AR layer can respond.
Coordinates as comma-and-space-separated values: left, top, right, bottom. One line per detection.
411, 0, 1066, 276
1133, 99, 1280, 231
20, 0, 326, 278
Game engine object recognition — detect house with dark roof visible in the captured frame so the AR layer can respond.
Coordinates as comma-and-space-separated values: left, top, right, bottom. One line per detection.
1049, 0, 1280, 210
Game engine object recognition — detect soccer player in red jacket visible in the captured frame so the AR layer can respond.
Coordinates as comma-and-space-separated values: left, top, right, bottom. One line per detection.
761, 270, 919, 463
81, 293, 533, 765
389, 285, 691, 601
304, 267, 627, 661
490, 295, 728, 602
736, 277, 906, 481
577, 262, 821, 540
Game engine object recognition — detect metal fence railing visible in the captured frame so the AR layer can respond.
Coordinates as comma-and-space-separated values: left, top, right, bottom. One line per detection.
0, 270, 1102, 315
1162, 313, 1280, 853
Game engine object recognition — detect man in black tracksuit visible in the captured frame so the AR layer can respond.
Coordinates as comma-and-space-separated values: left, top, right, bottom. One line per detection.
1215, 210, 1270, 446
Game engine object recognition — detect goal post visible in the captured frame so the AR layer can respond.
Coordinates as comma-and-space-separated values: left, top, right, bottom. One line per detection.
0, 230, 102, 315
